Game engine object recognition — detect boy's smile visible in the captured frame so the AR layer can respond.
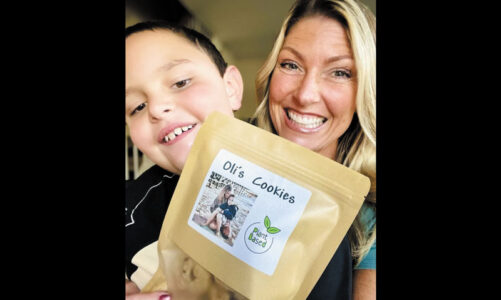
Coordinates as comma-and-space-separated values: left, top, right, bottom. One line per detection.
126, 29, 242, 174
158, 123, 197, 145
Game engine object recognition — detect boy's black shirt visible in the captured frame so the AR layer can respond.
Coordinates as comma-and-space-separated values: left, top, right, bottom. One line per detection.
125, 164, 179, 279
219, 202, 238, 220
125, 164, 352, 299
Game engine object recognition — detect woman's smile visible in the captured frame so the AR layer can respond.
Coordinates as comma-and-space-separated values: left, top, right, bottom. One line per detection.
284, 108, 327, 132
269, 15, 357, 159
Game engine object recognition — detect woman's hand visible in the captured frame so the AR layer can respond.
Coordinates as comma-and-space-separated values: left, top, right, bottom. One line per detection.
126, 279, 171, 300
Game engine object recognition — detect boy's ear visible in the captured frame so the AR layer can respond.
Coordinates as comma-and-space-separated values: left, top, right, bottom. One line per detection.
222, 65, 243, 111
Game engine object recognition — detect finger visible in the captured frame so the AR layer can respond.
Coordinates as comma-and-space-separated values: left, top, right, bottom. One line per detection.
126, 291, 171, 300
125, 279, 140, 295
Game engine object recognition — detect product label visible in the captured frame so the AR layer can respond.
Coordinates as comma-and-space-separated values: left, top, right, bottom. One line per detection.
188, 149, 311, 275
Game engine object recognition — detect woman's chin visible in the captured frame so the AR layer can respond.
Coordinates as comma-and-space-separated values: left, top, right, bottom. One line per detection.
279, 130, 314, 150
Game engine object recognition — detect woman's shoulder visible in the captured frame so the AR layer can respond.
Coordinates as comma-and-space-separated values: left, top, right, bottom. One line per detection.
360, 202, 376, 230
355, 203, 376, 270
356, 240, 376, 269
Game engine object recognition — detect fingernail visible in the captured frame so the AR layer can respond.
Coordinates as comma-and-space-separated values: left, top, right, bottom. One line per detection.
159, 293, 171, 300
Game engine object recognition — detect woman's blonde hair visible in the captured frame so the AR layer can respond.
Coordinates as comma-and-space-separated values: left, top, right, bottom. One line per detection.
252, 0, 376, 267
217, 184, 232, 202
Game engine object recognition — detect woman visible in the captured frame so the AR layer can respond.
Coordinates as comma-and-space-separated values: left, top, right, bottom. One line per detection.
209, 184, 232, 213
252, 0, 376, 299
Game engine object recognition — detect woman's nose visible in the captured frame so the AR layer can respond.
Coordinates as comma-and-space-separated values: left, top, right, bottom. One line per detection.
295, 73, 321, 106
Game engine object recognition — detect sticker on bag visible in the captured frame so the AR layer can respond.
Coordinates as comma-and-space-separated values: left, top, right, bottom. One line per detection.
188, 149, 311, 275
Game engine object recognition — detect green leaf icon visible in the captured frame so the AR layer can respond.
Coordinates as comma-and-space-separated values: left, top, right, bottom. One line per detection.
267, 227, 281, 234
264, 216, 271, 229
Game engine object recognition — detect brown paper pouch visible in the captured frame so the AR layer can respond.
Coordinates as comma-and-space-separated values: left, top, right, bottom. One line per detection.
143, 112, 370, 299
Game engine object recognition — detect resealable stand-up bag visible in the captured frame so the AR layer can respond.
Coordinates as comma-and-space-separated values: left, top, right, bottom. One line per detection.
143, 112, 371, 299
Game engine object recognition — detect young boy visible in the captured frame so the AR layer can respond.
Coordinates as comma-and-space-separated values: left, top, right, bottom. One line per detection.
125, 20, 353, 300
125, 21, 243, 297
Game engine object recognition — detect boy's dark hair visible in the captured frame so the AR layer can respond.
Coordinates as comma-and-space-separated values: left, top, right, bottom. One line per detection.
126, 20, 228, 76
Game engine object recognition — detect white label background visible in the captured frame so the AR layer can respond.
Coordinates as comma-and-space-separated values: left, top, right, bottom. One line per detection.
188, 149, 311, 275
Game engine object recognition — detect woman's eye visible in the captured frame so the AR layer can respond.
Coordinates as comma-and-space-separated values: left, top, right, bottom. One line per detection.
172, 78, 191, 89
332, 70, 352, 78
279, 62, 299, 71
131, 103, 146, 116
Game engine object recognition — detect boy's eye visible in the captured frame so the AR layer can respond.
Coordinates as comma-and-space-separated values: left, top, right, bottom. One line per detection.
131, 103, 146, 116
279, 62, 299, 71
172, 78, 191, 89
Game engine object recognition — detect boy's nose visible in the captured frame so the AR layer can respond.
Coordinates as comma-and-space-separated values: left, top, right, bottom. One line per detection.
148, 98, 174, 120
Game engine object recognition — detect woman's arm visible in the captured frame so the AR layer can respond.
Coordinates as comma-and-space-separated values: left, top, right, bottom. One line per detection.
353, 269, 376, 300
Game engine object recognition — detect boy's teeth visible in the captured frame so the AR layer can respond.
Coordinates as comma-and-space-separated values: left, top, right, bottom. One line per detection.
163, 124, 195, 143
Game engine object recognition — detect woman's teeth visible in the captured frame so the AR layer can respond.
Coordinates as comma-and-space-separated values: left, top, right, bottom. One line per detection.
163, 124, 194, 143
287, 110, 326, 128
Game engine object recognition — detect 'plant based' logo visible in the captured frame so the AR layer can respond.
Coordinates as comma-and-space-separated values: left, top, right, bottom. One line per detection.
244, 216, 280, 254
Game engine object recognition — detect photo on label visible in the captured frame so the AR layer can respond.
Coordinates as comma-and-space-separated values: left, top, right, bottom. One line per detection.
191, 171, 258, 246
